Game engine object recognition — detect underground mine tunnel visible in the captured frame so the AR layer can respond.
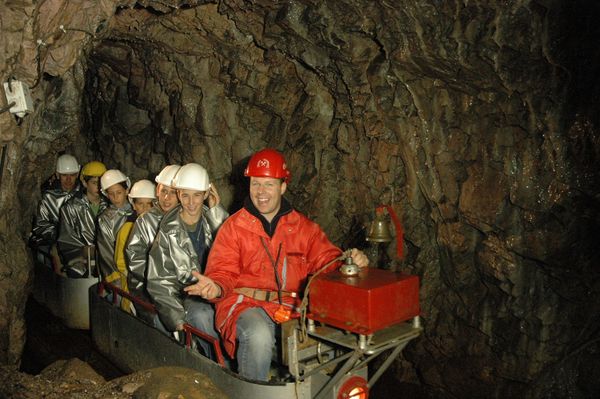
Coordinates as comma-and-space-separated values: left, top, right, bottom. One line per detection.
1, 1, 600, 398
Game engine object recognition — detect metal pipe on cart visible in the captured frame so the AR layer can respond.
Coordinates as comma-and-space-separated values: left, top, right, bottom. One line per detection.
297, 349, 356, 381
95, 248, 103, 284
354, 340, 410, 371
367, 341, 408, 389
314, 350, 363, 399
356, 342, 408, 371
413, 315, 421, 329
307, 318, 315, 333
358, 334, 367, 350
367, 334, 418, 356
87, 247, 91, 278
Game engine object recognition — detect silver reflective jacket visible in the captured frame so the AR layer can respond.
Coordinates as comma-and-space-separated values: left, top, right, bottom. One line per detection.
97, 203, 133, 285
146, 204, 228, 331
31, 184, 80, 246
57, 192, 107, 264
125, 204, 164, 298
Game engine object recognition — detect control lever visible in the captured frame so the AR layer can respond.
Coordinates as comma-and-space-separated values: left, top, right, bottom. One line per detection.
339, 255, 360, 276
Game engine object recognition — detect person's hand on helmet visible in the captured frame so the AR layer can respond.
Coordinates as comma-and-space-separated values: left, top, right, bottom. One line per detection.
206, 183, 220, 208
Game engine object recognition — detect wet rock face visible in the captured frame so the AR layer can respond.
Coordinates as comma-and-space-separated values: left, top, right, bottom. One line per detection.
1, 1, 599, 398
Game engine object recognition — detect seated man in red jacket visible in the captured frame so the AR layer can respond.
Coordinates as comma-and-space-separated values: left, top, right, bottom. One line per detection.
185, 148, 368, 381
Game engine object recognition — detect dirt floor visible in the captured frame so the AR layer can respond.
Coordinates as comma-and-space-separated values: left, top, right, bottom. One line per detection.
0, 297, 226, 399
0, 360, 227, 399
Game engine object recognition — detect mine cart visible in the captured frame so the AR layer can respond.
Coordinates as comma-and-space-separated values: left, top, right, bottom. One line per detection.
32, 249, 97, 329
90, 265, 422, 398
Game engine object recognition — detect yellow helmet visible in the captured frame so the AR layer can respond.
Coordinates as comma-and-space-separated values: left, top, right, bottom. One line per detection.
80, 161, 107, 180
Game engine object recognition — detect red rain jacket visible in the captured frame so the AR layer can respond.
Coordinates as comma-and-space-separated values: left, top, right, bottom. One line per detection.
205, 207, 342, 357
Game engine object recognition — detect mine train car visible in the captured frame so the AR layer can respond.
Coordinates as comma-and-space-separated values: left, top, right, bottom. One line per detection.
32, 252, 97, 329
33, 249, 423, 398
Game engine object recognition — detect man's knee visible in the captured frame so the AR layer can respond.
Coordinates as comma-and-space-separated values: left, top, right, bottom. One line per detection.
237, 309, 275, 348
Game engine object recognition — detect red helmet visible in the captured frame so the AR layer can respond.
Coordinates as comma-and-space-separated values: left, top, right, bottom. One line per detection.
244, 149, 291, 182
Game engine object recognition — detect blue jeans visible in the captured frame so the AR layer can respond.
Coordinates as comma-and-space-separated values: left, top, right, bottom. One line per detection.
184, 297, 219, 360
104, 291, 122, 306
236, 307, 276, 381
134, 303, 169, 335
152, 313, 170, 335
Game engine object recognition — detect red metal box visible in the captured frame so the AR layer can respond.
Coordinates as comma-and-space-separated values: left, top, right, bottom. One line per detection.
308, 268, 420, 335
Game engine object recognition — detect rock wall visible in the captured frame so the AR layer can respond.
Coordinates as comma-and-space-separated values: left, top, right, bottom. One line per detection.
0, 0, 120, 366
1, 1, 599, 397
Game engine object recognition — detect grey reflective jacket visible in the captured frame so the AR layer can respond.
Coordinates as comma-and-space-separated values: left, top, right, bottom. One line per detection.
146, 204, 228, 331
97, 203, 133, 285
57, 192, 107, 265
31, 183, 80, 246
125, 204, 164, 298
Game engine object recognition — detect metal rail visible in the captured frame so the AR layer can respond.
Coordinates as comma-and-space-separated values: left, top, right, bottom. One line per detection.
99, 281, 226, 366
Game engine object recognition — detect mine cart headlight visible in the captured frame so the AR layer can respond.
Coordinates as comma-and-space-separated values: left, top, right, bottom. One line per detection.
337, 375, 369, 399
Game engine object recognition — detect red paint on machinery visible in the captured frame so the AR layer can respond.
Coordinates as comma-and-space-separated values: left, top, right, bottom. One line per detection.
309, 268, 420, 335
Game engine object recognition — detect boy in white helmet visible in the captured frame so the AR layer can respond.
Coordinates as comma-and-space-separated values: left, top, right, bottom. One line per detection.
31, 154, 81, 272
125, 165, 181, 328
146, 163, 228, 359
97, 169, 133, 286
58, 161, 108, 277
114, 179, 156, 312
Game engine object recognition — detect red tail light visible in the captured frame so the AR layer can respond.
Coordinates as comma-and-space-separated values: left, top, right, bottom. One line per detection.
337, 376, 369, 399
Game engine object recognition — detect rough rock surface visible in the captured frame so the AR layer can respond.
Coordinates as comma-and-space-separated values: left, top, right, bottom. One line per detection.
0, 359, 227, 399
1, 1, 599, 398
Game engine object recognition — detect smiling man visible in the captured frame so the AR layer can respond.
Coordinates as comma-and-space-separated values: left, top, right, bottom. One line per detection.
186, 148, 369, 382
146, 163, 228, 358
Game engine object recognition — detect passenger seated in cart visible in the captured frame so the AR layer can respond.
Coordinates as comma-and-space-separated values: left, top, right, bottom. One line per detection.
126, 164, 181, 331
146, 163, 228, 360
186, 149, 369, 382
30, 154, 81, 273
114, 179, 156, 313
97, 169, 133, 288
57, 161, 108, 278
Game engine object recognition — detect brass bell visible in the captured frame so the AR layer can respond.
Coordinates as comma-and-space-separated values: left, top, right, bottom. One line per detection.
366, 212, 393, 243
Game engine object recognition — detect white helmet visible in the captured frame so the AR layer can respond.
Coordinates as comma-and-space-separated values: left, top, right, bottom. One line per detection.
56, 154, 80, 174
155, 164, 181, 186
128, 179, 156, 204
101, 169, 131, 195
172, 163, 210, 191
